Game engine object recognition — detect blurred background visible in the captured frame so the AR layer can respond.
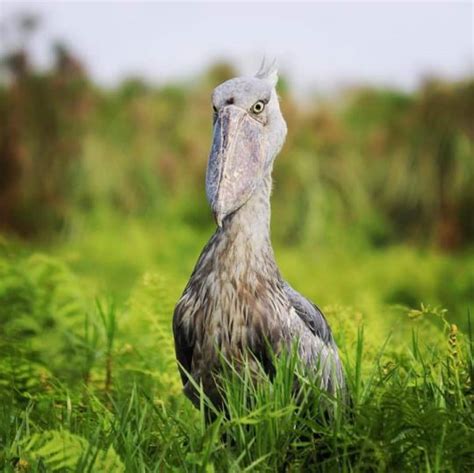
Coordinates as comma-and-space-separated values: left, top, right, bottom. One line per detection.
1, 1, 473, 328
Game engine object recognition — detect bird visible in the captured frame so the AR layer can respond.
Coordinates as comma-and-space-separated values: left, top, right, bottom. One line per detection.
173, 60, 344, 409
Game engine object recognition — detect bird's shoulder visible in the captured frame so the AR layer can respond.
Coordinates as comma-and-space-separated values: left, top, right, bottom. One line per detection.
282, 282, 334, 346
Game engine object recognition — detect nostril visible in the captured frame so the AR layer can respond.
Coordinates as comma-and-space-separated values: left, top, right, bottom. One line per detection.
226, 97, 234, 105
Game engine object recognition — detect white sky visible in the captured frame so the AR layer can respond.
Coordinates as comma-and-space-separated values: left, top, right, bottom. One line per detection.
1, 1, 473, 93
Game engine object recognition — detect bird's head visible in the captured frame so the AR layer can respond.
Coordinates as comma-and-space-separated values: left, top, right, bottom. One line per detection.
206, 60, 287, 227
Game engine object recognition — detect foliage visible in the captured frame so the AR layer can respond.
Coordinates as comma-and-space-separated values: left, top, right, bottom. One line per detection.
0, 16, 473, 248
0, 246, 473, 472
10, 430, 124, 472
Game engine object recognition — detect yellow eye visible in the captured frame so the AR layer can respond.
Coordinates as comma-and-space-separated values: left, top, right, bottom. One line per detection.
252, 100, 265, 114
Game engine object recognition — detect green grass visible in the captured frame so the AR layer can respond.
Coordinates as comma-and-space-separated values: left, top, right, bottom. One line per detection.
0, 223, 473, 472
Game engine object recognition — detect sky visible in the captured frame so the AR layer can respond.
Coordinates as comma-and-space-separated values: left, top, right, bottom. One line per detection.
1, 1, 473, 93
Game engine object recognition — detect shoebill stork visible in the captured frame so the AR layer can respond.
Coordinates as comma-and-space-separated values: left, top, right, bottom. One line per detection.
173, 61, 344, 408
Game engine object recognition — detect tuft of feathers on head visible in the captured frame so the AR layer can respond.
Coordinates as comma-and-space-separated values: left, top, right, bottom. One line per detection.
255, 57, 278, 88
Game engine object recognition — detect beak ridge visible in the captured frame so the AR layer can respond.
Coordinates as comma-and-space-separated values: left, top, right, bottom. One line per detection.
206, 105, 265, 227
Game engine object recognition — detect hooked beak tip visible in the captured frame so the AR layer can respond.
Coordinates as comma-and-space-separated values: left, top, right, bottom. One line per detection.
212, 210, 223, 228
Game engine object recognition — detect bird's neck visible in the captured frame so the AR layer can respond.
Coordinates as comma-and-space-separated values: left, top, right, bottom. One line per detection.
224, 174, 271, 242
215, 174, 277, 273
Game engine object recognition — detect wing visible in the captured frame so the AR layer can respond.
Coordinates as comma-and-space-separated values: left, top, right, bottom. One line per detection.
283, 282, 346, 392
172, 301, 195, 387
282, 282, 334, 346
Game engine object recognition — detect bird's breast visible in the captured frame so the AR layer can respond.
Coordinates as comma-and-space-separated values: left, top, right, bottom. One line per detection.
175, 226, 294, 376
179, 265, 288, 368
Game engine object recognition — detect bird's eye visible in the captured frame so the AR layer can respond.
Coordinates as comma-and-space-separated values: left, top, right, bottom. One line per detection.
252, 100, 265, 114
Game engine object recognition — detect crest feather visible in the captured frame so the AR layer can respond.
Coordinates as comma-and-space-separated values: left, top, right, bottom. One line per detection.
255, 57, 278, 87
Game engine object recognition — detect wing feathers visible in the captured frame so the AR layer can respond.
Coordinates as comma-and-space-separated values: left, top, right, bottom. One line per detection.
282, 282, 334, 346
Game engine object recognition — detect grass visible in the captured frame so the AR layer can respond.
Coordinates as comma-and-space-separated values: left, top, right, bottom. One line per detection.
0, 222, 473, 472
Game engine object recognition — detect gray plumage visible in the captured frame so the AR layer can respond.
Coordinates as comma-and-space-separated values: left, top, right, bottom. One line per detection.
173, 61, 344, 408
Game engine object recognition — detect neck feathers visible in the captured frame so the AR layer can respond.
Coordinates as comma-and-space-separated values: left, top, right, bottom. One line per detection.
221, 174, 272, 248
210, 174, 277, 280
